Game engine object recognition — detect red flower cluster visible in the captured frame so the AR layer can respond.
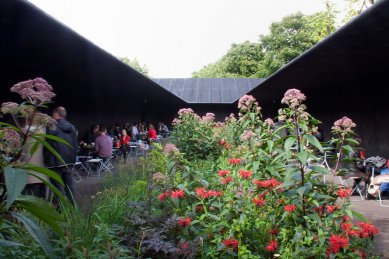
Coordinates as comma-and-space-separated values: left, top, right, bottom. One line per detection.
284, 204, 296, 213
327, 235, 348, 255
252, 196, 265, 206
220, 176, 233, 185
178, 217, 192, 228
325, 204, 338, 214
313, 205, 324, 217
217, 170, 230, 177
337, 188, 352, 198
195, 187, 223, 199
171, 189, 185, 199
177, 240, 191, 256
265, 239, 278, 253
195, 205, 204, 211
254, 178, 282, 190
239, 170, 252, 179
356, 222, 379, 237
158, 191, 169, 202
228, 158, 242, 165
222, 237, 239, 250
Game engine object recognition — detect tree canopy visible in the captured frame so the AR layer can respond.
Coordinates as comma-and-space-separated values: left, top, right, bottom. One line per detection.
192, 0, 374, 78
119, 57, 149, 76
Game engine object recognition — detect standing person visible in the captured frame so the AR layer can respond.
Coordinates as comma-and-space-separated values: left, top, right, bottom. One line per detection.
44, 107, 78, 205
95, 126, 113, 158
119, 129, 130, 159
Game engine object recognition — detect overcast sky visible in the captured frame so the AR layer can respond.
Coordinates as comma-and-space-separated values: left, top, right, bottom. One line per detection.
27, 0, 345, 78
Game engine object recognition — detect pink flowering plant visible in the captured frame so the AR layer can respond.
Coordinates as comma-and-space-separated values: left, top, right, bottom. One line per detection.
171, 108, 222, 160
155, 89, 379, 257
0, 78, 70, 257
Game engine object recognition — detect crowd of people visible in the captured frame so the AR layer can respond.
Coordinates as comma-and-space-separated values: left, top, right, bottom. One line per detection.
79, 121, 170, 159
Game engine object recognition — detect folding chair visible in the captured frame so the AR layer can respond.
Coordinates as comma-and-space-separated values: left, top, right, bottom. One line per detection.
341, 174, 366, 201
71, 162, 83, 183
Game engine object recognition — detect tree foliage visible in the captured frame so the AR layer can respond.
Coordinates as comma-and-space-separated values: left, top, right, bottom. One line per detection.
119, 57, 149, 77
192, 4, 343, 78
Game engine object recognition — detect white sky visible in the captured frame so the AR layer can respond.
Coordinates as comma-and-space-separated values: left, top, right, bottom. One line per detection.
27, 0, 346, 78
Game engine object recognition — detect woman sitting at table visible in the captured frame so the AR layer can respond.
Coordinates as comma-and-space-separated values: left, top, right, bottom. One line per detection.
119, 129, 130, 159
147, 124, 157, 143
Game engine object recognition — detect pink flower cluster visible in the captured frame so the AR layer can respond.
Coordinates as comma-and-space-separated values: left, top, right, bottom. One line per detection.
172, 118, 181, 126
201, 112, 215, 123
0, 102, 18, 114
238, 95, 260, 111
0, 128, 22, 154
32, 112, 57, 129
11, 77, 56, 105
240, 130, 257, 141
281, 89, 306, 108
264, 118, 274, 127
163, 143, 179, 154
224, 113, 236, 122
332, 116, 356, 132
178, 108, 194, 116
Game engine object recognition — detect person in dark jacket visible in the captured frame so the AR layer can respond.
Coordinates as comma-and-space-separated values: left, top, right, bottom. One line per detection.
44, 107, 78, 204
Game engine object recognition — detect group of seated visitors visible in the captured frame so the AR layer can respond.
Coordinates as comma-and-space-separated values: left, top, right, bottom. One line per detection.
80, 121, 170, 159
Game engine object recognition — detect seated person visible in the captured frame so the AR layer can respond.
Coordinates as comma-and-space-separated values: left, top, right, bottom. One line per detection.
159, 122, 169, 137
119, 129, 130, 159
80, 124, 99, 145
147, 124, 157, 143
95, 126, 113, 158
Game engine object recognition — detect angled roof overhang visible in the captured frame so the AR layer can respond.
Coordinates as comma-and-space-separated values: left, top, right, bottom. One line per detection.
0, 0, 186, 122
152, 78, 265, 104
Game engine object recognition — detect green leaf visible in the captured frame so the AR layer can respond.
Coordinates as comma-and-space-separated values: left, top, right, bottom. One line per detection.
4, 167, 28, 210
23, 164, 63, 185
33, 136, 66, 166
29, 141, 40, 157
297, 151, 308, 165
309, 165, 330, 174
29, 173, 71, 207
296, 185, 307, 197
11, 212, 54, 258
0, 122, 22, 132
352, 210, 368, 222
284, 136, 296, 152
0, 239, 23, 247
303, 134, 323, 152
15, 195, 64, 237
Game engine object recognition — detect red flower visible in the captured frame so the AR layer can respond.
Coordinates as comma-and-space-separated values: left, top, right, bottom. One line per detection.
218, 170, 230, 177
341, 222, 353, 233
218, 139, 226, 146
171, 189, 185, 199
158, 191, 169, 202
228, 158, 242, 165
222, 237, 239, 250
327, 235, 348, 255
221, 176, 233, 185
252, 196, 265, 206
195, 187, 223, 199
325, 204, 338, 214
356, 222, 379, 237
254, 178, 282, 190
284, 204, 296, 213
239, 170, 252, 179
178, 217, 192, 227
269, 228, 279, 236
266, 239, 278, 253
313, 205, 324, 217
337, 188, 352, 198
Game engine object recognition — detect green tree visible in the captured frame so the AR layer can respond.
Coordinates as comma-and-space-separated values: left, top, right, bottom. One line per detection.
192, 41, 263, 78
342, 0, 376, 23
119, 57, 149, 76
193, 10, 336, 78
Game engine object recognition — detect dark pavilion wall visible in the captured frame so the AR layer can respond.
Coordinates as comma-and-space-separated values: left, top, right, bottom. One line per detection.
247, 0, 389, 157
0, 0, 187, 137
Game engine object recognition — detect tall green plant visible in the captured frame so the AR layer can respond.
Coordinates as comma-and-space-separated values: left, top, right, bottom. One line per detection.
0, 78, 70, 257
